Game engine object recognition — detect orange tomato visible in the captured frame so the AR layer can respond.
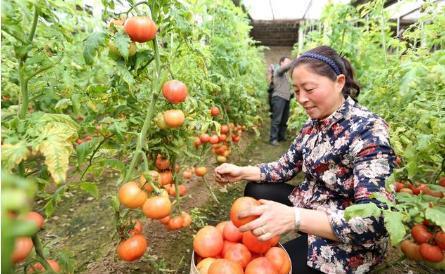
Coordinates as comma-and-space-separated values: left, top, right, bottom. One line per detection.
117, 234, 148, 261
142, 196, 171, 219
118, 182, 147, 209
230, 197, 260, 227
193, 226, 224, 258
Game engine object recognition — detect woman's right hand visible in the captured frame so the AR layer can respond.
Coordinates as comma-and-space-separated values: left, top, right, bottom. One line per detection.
214, 163, 244, 184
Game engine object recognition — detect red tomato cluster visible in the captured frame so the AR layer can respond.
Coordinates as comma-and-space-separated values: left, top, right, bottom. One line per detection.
401, 223, 444, 265
193, 197, 291, 273
193, 123, 246, 164
395, 181, 444, 198
116, 156, 193, 261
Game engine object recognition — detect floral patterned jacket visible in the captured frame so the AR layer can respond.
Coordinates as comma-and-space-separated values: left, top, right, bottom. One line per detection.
258, 97, 396, 274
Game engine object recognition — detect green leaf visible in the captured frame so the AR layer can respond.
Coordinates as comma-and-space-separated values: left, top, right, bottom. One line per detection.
33, 114, 79, 183
80, 182, 98, 199
344, 203, 382, 220
54, 98, 72, 111
425, 207, 445, 231
83, 31, 107, 65
116, 63, 135, 87
1, 141, 30, 170
383, 210, 406, 246
114, 31, 130, 59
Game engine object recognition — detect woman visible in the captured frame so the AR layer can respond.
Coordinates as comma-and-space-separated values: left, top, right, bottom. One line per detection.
215, 46, 396, 274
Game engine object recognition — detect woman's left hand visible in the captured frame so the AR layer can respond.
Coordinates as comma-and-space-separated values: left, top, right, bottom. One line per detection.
238, 199, 295, 241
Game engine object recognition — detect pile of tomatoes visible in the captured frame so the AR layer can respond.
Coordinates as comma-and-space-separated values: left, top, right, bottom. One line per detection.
395, 180, 444, 198
192, 197, 291, 274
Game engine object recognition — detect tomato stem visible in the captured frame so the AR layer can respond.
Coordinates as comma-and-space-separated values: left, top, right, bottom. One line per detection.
31, 234, 55, 273
124, 36, 161, 182
203, 176, 219, 203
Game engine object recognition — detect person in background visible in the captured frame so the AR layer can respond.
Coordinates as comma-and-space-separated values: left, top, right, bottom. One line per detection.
267, 63, 278, 117
215, 45, 396, 274
270, 56, 293, 145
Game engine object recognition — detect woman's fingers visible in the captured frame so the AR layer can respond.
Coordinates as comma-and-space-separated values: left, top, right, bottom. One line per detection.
239, 216, 267, 232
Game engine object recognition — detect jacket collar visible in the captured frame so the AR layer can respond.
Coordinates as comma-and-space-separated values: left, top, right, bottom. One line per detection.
311, 96, 355, 130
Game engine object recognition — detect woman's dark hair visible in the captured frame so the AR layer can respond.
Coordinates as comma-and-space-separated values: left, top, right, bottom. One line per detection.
290, 46, 360, 99
279, 56, 288, 64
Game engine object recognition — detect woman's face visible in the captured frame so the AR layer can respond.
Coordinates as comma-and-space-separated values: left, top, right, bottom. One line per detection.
292, 64, 345, 120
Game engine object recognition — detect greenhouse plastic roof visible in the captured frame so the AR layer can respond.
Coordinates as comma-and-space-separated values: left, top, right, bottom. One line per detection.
241, 0, 444, 21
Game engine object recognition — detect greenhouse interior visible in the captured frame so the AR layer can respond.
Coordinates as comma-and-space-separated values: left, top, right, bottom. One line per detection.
2, 0, 444, 273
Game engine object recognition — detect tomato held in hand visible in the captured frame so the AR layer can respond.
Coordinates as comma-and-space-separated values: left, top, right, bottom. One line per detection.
124, 17, 157, 43
230, 197, 260, 227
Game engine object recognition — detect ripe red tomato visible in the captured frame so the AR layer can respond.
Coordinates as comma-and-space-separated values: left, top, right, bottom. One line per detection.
419, 243, 444, 262
216, 221, 228, 235
223, 221, 243, 242
156, 154, 170, 170
439, 177, 445, 187
232, 135, 241, 143
12, 237, 33, 263
195, 166, 208, 177
218, 134, 227, 142
209, 135, 220, 144
400, 240, 423, 261
222, 240, 237, 257
193, 226, 224, 258
224, 243, 252, 268
208, 259, 244, 274
162, 80, 188, 104
220, 125, 229, 134
394, 181, 405, 192
265, 247, 291, 274
434, 232, 445, 250
142, 196, 171, 219
411, 224, 433, 244
124, 17, 157, 43
399, 187, 413, 194
159, 215, 171, 225
210, 106, 220, 117
230, 197, 260, 227
242, 231, 273, 254
158, 171, 173, 185
117, 234, 148, 261
27, 259, 61, 273
118, 182, 148, 209
183, 170, 193, 180
200, 134, 210, 143
245, 257, 278, 274
26, 211, 44, 229
167, 215, 184, 230
163, 109, 185, 128
129, 219, 143, 236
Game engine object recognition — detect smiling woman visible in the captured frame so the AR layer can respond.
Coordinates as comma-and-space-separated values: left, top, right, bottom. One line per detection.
215, 45, 397, 274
